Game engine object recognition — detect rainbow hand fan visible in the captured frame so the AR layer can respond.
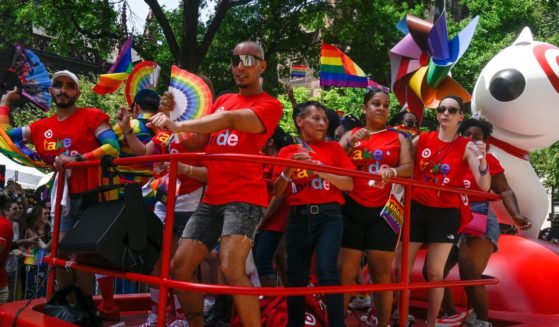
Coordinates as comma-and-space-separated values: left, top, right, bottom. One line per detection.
168, 65, 212, 122
125, 61, 161, 105
9, 45, 52, 111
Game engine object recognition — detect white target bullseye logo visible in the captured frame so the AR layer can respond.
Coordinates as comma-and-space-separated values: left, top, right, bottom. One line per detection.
304, 313, 317, 326
421, 148, 431, 158
44, 129, 53, 139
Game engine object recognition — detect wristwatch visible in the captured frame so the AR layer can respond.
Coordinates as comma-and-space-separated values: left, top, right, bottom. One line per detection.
74, 153, 84, 162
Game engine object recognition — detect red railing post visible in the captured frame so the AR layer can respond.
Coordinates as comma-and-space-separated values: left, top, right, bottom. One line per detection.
157, 158, 179, 327
46, 169, 66, 298
399, 184, 412, 327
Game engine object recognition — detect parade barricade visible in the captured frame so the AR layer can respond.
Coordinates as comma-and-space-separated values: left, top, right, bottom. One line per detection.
40, 152, 501, 327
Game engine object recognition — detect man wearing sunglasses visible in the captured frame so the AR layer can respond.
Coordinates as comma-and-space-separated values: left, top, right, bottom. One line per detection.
150, 41, 282, 327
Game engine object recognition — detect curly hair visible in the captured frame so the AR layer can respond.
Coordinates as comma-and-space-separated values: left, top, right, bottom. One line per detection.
458, 118, 494, 140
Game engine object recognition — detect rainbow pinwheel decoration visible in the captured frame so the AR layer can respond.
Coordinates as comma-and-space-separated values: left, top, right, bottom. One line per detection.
389, 5, 479, 122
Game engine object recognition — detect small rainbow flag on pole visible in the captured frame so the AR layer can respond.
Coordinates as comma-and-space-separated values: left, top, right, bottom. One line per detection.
290, 63, 307, 79
320, 43, 387, 90
93, 36, 133, 94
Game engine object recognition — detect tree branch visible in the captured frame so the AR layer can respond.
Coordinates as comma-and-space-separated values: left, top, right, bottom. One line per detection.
196, 0, 251, 69
70, 20, 121, 40
144, 0, 181, 64
181, 0, 201, 70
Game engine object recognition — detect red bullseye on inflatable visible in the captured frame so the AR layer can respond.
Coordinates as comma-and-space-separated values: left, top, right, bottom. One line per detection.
534, 44, 559, 93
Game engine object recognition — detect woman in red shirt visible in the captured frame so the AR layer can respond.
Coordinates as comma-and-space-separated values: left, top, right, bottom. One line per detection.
408, 96, 491, 327
338, 87, 413, 326
438, 118, 532, 326
274, 101, 354, 327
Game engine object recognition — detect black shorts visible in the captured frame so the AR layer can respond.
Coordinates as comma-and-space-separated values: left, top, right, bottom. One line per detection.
410, 201, 460, 243
341, 196, 400, 252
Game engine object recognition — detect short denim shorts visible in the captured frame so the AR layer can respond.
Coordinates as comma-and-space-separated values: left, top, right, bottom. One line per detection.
182, 202, 265, 251
460, 201, 501, 251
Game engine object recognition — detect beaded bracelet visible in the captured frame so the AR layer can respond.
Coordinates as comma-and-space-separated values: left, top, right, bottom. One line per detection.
479, 164, 489, 176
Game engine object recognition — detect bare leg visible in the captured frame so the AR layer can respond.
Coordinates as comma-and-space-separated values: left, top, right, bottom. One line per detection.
458, 237, 494, 321
338, 247, 364, 310
368, 250, 396, 327
170, 239, 209, 327
424, 242, 453, 327
219, 235, 261, 327
440, 246, 459, 315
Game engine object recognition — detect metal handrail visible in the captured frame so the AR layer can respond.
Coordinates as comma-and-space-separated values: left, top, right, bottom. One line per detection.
45, 152, 500, 327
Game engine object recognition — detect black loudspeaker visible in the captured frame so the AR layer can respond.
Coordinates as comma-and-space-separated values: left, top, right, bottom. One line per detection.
59, 183, 162, 274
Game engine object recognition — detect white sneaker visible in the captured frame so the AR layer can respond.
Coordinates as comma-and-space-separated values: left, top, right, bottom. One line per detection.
203, 296, 216, 315
360, 308, 379, 327
464, 309, 476, 325
392, 309, 415, 326
349, 295, 372, 310
473, 320, 492, 327
168, 319, 189, 327
139, 311, 160, 327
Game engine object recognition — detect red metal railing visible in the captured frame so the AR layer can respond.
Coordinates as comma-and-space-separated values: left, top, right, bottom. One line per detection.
44, 153, 500, 327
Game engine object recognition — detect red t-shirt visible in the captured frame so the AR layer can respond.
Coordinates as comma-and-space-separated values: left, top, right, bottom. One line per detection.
462, 152, 504, 203
152, 130, 204, 195
202, 92, 282, 207
29, 108, 110, 195
0, 216, 14, 288
274, 141, 355, 206
348, 129, 401, 207
412, 131, 470, 208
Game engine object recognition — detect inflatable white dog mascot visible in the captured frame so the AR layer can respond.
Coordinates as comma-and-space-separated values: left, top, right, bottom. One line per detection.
472, 27, 559, 238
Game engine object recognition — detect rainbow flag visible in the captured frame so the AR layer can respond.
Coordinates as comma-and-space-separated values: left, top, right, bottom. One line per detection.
290, 64, 307, 79
320, 43, 387, 90
93, 36, 133, 94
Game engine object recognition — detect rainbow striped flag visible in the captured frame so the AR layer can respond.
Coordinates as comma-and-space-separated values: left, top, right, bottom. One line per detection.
93, 36, 133, 94
290, 63, 307, 79
320, 43, 387, 90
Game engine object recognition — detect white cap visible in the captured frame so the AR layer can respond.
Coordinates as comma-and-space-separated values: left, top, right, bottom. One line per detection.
51, 70, 80, 90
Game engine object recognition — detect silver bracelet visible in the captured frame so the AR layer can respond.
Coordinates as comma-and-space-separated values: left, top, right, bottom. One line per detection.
280, 171, 292, 182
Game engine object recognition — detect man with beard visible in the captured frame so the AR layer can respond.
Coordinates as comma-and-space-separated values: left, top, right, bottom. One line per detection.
150, 41, 282, 327
0, 70, 119, 303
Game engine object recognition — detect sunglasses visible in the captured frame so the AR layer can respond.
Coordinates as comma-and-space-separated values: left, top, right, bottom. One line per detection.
231, 54, 263, 67
436, 106, 461, 114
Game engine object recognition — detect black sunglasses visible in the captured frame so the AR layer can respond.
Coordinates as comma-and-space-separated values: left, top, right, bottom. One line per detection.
436, 106, 461, 114
231, 54, 263, 67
